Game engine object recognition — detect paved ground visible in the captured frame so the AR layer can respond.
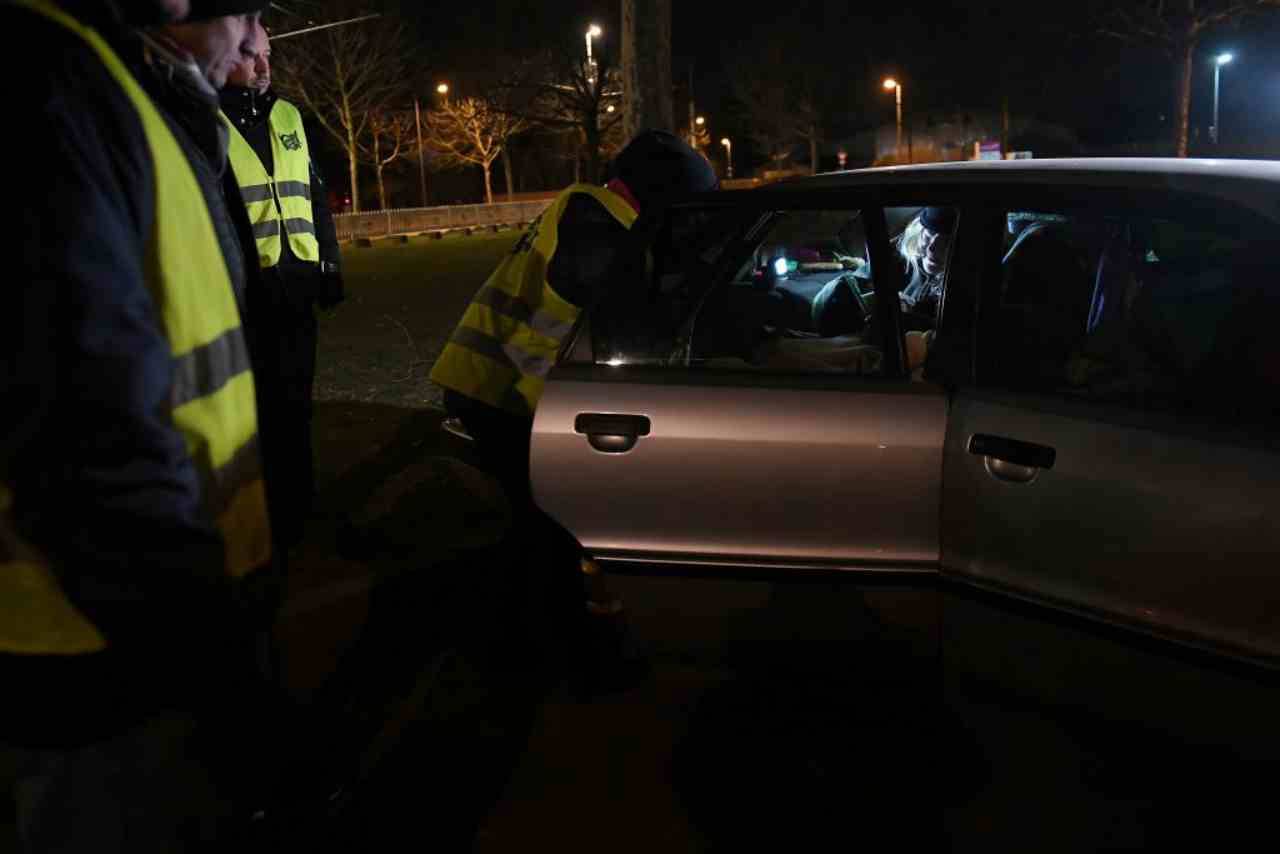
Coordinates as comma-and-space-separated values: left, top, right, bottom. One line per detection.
282, 393, 1280, 852
6, 233, 1279, 851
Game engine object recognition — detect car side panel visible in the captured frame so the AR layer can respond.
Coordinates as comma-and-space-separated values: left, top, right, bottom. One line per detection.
532, 373, 946, 567
942, 391, 1280, 661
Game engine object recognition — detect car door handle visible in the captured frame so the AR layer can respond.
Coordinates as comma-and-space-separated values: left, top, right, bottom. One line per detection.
968, 434, 1056, 484
575, 413, 651, 454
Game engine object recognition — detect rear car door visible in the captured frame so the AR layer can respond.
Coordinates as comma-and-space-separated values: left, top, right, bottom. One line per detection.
530, 192, 958, 574
941, 188, 1280, 662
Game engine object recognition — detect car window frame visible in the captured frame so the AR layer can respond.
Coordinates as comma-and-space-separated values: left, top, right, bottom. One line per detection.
590, 186, 996, 384
966, 187, 1276, 410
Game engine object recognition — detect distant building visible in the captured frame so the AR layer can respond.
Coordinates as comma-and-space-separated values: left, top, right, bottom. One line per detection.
831, 110, 1079, 168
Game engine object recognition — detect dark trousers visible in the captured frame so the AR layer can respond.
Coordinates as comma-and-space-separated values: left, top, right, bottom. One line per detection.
443, 390, 590, 678
248, 266, 318, 550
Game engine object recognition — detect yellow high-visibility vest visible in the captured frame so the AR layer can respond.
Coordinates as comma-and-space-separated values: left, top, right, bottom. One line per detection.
223, 99, 320, 268
429, 185, 638, 416
2, 0, 271, 655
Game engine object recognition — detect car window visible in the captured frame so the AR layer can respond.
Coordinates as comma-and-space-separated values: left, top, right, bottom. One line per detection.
587, 205, 756, 367
590, 204, 959, 380
981, 202, 1279, 425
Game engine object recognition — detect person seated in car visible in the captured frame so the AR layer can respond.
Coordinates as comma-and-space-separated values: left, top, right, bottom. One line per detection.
896, 206, 955, 329
809, 206, 955, 341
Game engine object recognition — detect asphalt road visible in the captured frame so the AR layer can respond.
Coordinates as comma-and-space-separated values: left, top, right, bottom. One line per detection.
278, 401, 1280, 853
7, 234, 1277, 851
473, 574, 1280, 852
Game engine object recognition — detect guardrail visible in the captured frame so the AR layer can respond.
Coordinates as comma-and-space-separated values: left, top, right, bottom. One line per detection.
334, 199, 554, 242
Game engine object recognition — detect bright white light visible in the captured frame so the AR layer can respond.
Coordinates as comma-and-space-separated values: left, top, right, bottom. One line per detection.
606, 357, 624, 367
695, 116, 705, 126
773, 257, 788, 276
1217, 52, 1234, 65
606, 104, 616, 113
588, 24, 602, 37
721, 138, 731, 147
883, 78, 898, 91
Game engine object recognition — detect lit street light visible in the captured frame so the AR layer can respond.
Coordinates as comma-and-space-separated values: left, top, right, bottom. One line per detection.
688, 114, 707, 149
883, 77, 903, 163
586, 24, 602, 83
721, 137, 733, 179
414, 96, 427, 207
606, 104, 616, 113
436, 82, 449, 97
1212, 52, 1234, 145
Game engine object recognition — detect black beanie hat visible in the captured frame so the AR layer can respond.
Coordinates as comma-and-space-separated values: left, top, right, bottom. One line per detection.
606, 129, 719, 212
920, 206, 957, 234
186, 0, 270, 21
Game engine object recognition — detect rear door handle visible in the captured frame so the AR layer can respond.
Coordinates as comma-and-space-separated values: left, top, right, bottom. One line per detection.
968, 434, 1056, 484
575, 413, 651, 454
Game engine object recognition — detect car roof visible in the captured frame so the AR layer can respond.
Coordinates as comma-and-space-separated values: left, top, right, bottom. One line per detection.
758, 158, 1280, 218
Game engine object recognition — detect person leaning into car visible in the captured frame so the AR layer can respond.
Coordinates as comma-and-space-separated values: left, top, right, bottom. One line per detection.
429, 130, 719, 693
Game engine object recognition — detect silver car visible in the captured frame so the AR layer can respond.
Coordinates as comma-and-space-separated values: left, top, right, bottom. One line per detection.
530, 159, 1280, 667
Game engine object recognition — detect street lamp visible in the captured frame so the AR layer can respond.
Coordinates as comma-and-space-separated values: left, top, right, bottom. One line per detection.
721, 137, 733, 179
883, 77, 903, 163
586, 24, 602, 83
690, 115, 706, 150
606, 104, 616, 113
414, 96, 427, 207
1212, 52, 1234, 145
436, 82, 449, 97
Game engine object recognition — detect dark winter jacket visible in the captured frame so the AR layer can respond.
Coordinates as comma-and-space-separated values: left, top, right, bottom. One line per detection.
1, 0, 272, 746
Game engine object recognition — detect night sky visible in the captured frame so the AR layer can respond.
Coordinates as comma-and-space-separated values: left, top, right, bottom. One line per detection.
281, 1, 1280, 201
408, 0, 1280, 150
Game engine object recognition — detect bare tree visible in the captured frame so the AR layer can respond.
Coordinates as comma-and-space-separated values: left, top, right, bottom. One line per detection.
734, 79, 798, 172
500, 51, 626, 185
428, 96, 528, 204
1102, 0, 1280, 157
272, 4, 412, 212
727, 43, 822, 174
360, 105, 416, 210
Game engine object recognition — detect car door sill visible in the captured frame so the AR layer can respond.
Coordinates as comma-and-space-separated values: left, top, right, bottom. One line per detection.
941, 574, 1280, 677
592, 552, 938, 583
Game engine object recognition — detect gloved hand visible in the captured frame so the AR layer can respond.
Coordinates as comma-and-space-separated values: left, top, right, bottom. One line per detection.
315, 264, 345, 310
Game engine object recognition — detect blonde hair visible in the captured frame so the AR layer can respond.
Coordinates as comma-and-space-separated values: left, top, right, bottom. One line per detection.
894, 216, 928, 281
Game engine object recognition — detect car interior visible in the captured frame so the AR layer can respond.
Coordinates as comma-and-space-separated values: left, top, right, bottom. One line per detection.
585, 197, 1271, 412
993, 208, 1269, 416
679, 206, 939, 376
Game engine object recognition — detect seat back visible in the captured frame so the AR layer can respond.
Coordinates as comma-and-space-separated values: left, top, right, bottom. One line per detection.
1087, 229, 1136, 336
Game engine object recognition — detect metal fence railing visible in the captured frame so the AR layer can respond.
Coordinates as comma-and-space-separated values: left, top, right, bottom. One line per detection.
334, 199, 554, 242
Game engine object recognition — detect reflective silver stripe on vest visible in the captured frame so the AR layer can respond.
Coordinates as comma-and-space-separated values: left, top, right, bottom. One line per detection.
472, 287, 576, 340
276, 180, 311, 200
170, 326, 252, 409
451, 326, 553, 378
283, 218, 317, 237
240, 184, 273, 203
206, 434, 262, 520
253, 220, 280, 239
